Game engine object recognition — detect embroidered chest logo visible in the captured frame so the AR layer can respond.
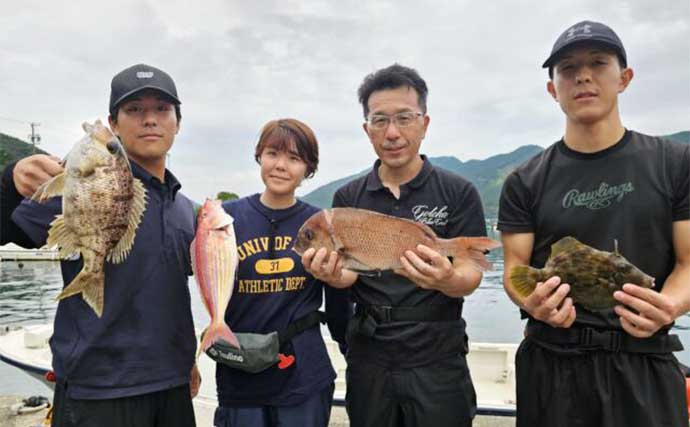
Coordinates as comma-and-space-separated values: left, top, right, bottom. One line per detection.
562, 181, 635, 210
411, 205, 449, 226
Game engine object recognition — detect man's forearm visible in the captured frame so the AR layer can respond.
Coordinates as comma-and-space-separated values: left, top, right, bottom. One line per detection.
437, 264, 482, 298
0, 162, 34, 247
660, 262, 690, 319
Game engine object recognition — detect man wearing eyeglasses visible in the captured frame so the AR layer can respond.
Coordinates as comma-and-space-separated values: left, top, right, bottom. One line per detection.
302, 64, 486, 427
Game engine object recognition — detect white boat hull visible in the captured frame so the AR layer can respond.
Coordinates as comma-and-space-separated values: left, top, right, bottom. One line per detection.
0, 324, 517, 423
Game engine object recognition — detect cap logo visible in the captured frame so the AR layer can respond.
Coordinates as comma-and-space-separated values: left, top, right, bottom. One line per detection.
566, 24, 592, 39
136, 71, 154, 79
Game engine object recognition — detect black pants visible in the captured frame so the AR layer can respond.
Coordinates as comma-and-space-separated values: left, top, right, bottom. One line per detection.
345, 354, 476, 427
52, 382, 196, 427
516, 337, 688, 427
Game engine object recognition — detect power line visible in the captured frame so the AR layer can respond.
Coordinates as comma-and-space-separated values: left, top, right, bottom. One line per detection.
0, 115, 29, 125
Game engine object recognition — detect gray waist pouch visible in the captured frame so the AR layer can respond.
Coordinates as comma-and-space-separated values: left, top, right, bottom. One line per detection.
206, 332, 280, 374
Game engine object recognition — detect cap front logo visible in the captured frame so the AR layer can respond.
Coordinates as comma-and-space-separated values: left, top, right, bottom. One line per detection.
566, 24, 592, 39
136, 71, 154, 79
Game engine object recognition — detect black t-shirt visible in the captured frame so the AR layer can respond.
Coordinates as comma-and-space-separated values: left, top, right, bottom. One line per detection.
334, 155, 487, 367
498, 130, 690, 330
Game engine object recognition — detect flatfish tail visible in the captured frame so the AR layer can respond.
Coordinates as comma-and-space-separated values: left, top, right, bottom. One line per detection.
509, 265, 545, 299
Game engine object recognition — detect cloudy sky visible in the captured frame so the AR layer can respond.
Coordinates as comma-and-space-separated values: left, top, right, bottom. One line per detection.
1, 1, 688, 202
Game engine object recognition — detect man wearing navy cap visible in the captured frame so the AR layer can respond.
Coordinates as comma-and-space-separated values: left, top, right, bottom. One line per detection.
498, 21, 689, 427
1, 64, 200, 426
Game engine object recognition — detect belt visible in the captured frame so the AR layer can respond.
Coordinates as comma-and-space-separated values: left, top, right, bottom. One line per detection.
355, 303, 460, 323
526, 322, 684, 353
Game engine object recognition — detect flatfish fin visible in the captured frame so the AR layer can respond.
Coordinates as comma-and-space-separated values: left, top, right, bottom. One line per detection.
107, 178, 147, 264
550, 236, 583, 256
46, 214, 80, 259
31, 173, 66, 202
56, 269, 105, 317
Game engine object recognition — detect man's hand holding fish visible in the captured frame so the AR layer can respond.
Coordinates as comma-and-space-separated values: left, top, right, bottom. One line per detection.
395, 243, 483, 298
12, 154, 63, 198
520, 276, 576, 329
613, 283, 686, 338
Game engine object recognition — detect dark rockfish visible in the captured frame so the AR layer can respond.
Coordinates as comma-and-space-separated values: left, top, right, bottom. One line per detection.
293, 208, 501, 272
32, 120, 147, 317
510, 236, 654, 310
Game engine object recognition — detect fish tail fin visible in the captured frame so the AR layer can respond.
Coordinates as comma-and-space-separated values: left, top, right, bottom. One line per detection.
509, 265, 540, 299
200, 322, 241, 354
443, 236, 502, 272
56, 269, 105, 317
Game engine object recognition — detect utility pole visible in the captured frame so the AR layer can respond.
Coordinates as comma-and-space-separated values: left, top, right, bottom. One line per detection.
28, 122, 41, 153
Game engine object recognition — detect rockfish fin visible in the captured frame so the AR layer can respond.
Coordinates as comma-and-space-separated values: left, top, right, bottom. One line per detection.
46, 215, 80, 258
441, 236, 502, 271
56, 269, 105, 317
551, 236, 583, 256
198, 323, 241, 358
31, 173, 66, 202
107, 178, 147, 264
509, 265, 542, 299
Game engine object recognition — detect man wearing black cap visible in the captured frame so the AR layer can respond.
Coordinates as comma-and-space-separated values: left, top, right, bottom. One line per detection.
1, 64, 200, 426
498, 21, 689, 427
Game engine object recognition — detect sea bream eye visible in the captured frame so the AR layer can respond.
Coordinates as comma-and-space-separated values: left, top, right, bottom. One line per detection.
304, 229, 314, 241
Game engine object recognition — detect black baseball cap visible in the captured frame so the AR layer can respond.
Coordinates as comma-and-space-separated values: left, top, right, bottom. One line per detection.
109, 64, 181, 114
542, 21, 627, 69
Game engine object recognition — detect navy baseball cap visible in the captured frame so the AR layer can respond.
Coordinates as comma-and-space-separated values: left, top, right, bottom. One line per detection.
542, 21, 627, 69
109, 64, 181, 113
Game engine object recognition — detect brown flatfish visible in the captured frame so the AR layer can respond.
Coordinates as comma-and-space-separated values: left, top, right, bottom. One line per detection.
509, 236, 654, 310
31, 120, 147, 317
293, 207, 501, 272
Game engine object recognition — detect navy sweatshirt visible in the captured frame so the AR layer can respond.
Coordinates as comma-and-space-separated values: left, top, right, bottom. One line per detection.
217, 194, 350, 406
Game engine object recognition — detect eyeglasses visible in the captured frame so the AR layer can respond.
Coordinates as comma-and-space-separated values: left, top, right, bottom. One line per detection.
366, 111, 423, 130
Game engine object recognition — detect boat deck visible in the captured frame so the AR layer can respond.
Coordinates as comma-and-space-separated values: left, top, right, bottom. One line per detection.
0, 325, 518, 425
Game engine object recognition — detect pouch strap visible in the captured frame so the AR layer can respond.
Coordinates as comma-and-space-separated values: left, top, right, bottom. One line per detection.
279, 311, 327, 346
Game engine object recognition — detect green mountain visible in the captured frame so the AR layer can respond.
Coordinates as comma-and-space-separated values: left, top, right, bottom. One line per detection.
0, 132, 47, 171
301, 145, 543, 217
302, 131, 689, 217
663, 131, 689, 144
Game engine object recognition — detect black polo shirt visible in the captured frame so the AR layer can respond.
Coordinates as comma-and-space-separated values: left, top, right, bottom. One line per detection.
333, 155, 487, 367
11, 161, 197, 399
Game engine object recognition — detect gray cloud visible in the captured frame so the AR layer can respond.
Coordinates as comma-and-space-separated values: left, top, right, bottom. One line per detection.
1, 0, 687, 201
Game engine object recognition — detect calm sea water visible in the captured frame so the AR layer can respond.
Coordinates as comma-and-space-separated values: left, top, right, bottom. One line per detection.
1, 252, 688, 398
